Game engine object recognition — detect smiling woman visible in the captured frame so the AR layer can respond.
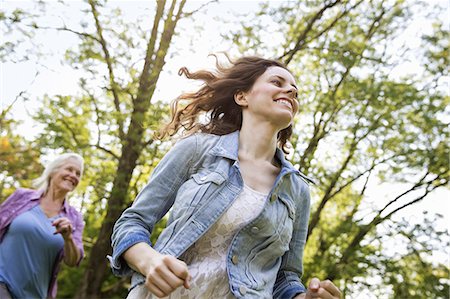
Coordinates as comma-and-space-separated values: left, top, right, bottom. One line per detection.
110, 56, 341, 299
0, 153, 85, 299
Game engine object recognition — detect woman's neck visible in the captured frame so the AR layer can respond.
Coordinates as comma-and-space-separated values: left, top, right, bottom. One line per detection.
42, 187, 67, 206
239, 118, 278, 163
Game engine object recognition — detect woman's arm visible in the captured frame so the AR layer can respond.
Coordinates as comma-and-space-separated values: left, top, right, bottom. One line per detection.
110, 135, 199, 276
0, 189, 26, 239
62, 234, 81, 266
273, 179, 311, 298
123, 242, 191, 297
52, 217, 82, 266
273, 178, 341, 299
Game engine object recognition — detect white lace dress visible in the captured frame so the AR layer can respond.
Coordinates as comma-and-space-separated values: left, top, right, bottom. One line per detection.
128, 184, 267, 299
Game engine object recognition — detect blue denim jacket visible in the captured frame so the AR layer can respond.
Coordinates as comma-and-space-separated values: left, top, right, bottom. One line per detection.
110, 131, 312, 298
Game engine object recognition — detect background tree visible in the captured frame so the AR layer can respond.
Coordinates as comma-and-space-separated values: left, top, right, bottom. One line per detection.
2, 0, 211, 297
1, 0, 448, 298
34, 1, 194, 297
229, 0, 449, 297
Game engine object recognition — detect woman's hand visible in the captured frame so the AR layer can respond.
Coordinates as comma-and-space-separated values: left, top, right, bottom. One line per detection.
52, 217, 73, 240
123, 242, 191, 298
144, 253, 191, 297
53, 217, 81, 266
294, 278, 341, 299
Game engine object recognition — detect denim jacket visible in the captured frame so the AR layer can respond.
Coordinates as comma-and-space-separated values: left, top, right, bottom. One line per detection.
110, 131, 312, 298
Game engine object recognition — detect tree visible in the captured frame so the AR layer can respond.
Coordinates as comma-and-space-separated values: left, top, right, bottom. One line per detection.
228, 0, 449, 297
2, 0, 447, 297
33, 1, 191, 297
0, 99, 43, 200
1, 0, 217, 297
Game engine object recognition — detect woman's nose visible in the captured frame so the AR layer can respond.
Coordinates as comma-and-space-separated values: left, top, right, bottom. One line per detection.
285, 86, 297, 98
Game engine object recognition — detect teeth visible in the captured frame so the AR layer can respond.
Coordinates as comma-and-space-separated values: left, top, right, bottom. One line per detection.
276, 99, 292, 110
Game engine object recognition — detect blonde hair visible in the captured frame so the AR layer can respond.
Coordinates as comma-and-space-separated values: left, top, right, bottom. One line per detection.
32, 153, 84, 192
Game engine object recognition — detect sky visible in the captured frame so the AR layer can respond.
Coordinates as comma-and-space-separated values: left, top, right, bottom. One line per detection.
1, 0, 449, 277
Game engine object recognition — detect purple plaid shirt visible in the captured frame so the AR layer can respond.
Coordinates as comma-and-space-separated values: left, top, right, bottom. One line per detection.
0, 188, 84, 299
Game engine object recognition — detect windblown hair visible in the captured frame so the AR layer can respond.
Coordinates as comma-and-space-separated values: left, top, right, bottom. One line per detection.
157, 55, 294, 153
32, 153, 84, 193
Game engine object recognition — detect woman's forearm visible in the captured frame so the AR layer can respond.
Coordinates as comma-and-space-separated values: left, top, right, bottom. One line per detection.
63, 235, 81, 266
123, 242, 160, 276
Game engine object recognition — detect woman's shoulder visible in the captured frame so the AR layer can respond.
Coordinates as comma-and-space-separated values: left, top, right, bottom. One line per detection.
0, 188, 39, 209
289, 171, 315, 194
65, 204, 84, 223
175, 132, 222, 150
180, 132, 221, 142
65, 203, 82, 215
296, 172, 316, 186
13, 188, 40, 197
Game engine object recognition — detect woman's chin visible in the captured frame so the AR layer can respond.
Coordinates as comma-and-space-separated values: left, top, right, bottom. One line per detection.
274, 115, 293, 129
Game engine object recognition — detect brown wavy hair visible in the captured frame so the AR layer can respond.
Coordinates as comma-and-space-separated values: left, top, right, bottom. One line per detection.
157, 55, 294, 153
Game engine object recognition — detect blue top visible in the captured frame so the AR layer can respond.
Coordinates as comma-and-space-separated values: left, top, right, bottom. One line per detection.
0, 205, 64, 298
0, 188, 85, 299
110, 131, 313, 298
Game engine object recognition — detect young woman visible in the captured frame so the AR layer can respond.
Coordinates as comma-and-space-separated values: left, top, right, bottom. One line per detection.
110, 56, 341, 299
0, 153, 85, 299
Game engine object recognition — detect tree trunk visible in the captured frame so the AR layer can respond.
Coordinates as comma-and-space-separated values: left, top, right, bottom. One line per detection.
76, 146, 140, 298
76, 1, 187, 297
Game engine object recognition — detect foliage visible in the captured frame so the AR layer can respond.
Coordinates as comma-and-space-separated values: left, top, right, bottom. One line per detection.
226, 0, 449, 297
0, 114, 43, 200
1, 0, 448, 298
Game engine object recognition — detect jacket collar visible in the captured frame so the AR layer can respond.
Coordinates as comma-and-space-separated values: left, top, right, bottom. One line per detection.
30, 189, 45, 201
210, 130, 299, 174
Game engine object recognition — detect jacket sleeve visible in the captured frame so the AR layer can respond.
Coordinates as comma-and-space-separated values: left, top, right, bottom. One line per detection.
273, 180, 311, 298
109, 135, 198, 276
72, 209, 85, 265
0, 189, 25, 241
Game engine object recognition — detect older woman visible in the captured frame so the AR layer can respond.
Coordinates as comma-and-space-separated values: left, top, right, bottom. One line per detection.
0, 153, 85, 299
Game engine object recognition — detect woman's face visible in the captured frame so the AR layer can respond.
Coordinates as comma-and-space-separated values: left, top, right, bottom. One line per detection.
50, 158, 82, 193
238, 66, 299, 129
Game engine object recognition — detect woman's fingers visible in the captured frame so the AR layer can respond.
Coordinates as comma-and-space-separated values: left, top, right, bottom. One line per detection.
147, 270, 177, 296
52, 217, 73, 237
146, 281, 166, 298
307, 278, 341, 299
166, 256, 189, 279
166, 256, 191, 289
183, 273, 192, 289
320, 280, 341, 298
145, 255, 190, 297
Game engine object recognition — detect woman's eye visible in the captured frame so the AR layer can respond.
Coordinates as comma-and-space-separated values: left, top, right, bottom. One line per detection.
271, 80, 281, 86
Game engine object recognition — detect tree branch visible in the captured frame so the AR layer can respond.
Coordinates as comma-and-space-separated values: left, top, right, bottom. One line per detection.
28, 24, 101, 43
328, 154, 397, 199
88, 0, 125, 140
181, 0, 218, 18
279, 0, 343, 64
378, 170, 430, 215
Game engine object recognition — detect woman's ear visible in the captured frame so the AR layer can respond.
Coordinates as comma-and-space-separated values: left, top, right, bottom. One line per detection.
234, 91, 248, 107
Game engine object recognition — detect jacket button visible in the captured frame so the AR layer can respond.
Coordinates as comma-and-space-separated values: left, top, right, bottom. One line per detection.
270, 194, 277, 202
231, 255, 238, 265
239, 286, 247, 295
200, 176, 207, 181
251, 226, 259, 233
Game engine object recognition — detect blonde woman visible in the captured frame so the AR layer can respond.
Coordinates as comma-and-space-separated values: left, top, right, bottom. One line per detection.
0, 153, 85, 299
